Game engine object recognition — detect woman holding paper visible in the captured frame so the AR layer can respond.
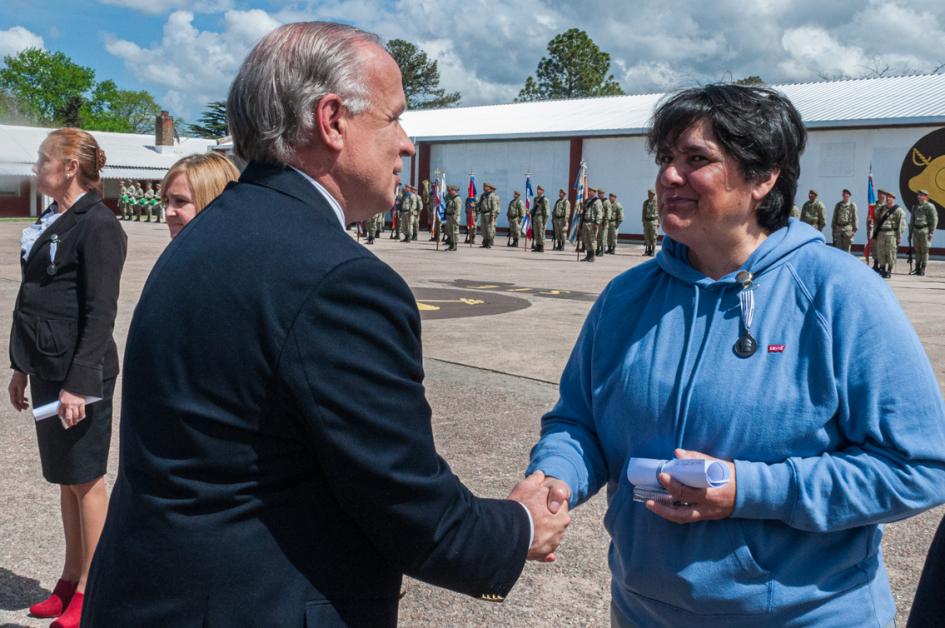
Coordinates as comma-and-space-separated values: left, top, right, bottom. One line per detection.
528, 84, 945, 627
7, 128, 126, 627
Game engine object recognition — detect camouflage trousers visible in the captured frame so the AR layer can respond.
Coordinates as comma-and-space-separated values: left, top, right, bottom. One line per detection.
606, 221, 620, 248
533, 219, 546, 246
875, 232, 898, 267
553, 218, 567, 248
508, 218, 521, 241
833, 230, 854, 253
582, 222, 599, 254
399, 211, 411, 239
446, 217, 460, 246
914, 230, 931, 267
410, 213, 419, 239
481, 213, 496, 243
643, 221, 660, 247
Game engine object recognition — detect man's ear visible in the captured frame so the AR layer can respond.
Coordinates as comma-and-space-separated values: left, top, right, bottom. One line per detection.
315, 94, 346, 152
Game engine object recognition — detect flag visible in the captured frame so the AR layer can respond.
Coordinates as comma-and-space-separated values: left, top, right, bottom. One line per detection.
522, 176, 534, 239
568, 161, 587, 242
437, 171, 447, 223
467, 175, 477, 228
864, 165, 876, 261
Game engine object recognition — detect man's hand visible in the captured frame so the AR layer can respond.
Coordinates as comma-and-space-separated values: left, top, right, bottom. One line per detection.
509, 471, 571, 562
58, 389, 86, 428
8, 371, 28, 411
646, 448, 736, 524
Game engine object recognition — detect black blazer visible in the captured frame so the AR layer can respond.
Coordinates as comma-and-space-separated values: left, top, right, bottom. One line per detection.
9, 191, 127, 396
83, 164, 530, 627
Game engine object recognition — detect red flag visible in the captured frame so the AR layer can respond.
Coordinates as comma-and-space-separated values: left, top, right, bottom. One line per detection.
467, 175, 477, 228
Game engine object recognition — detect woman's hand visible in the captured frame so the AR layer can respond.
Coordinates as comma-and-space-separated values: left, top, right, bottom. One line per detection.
646, 448, 737, 524
8, 371, 28, 411
58, 389, 86, 428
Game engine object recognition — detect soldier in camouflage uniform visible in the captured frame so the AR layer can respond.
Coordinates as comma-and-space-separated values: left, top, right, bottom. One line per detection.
606, 192, 623, 254
800, 189, 826, 232
444, 184, 462, 251
142, 181, 156, 222
873, 191, 905, 278
477, 183, 500, 248
374, 212, 383, 238
398, 185, 413, 242
595, 189, 609, 256
831, 188, 858, 254
506, 191, 525, 246
910, 189, 938, 276
118, 180, 128, 220
362, 212, 377, 245
552, 189, 570, 251
642, 189, 659, 256
582, 188, 603, 262
790, 205, 800, 219
532, 186, 549, 252
410, 185, 421, 241
868, 189, 887, 269
132, 181, 145, 221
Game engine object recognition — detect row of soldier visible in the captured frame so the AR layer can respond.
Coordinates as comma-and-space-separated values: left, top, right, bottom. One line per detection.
793, 187, 938, 277
360, 181, 663, 258
117, 179, 164, 222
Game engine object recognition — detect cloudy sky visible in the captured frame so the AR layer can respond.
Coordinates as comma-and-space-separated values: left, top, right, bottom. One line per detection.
1, 0, 943, 123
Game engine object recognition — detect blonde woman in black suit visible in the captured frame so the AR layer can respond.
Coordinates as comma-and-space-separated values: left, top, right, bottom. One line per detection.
7, 128, 126, 628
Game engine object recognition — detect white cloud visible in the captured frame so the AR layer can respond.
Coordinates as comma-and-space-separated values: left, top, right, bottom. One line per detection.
105, 9, 281, 119
99, 0, 945, 119
98, 0, 234, 15
0, 26, 44, 62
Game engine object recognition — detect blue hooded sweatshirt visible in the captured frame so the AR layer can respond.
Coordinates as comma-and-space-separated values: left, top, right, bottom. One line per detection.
528, 220, 945, 626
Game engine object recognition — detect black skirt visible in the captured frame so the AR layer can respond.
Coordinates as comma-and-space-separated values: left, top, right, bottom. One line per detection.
30, 375, 114, 485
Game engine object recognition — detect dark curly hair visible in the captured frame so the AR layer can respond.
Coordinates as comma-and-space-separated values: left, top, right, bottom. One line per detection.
646, 84, 807, 232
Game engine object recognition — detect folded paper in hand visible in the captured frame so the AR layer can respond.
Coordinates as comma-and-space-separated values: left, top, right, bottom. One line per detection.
33, 397, 103, 424
627, 457, 730, 505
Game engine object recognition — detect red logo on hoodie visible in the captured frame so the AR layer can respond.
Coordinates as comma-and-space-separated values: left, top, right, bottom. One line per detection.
768, 344, 785, 353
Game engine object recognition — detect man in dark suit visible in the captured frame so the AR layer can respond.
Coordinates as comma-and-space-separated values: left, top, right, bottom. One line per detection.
83, 21, 570, 628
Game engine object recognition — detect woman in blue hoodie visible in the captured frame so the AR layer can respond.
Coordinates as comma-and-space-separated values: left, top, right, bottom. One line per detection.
528, 84, 945, 627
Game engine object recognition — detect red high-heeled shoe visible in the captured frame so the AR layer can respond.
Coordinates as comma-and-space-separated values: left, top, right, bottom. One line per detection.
51, 590, 83, 628
28, 579, 77, 618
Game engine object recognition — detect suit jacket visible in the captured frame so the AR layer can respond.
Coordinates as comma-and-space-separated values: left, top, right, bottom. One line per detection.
9, 191, 126, 395
83, 163, 530, 627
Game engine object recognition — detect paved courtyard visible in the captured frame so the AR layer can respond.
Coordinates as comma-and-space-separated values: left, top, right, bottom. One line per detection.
1, 220, 944, 627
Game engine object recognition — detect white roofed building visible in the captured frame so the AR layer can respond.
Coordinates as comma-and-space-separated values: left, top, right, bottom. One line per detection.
0, 113, 219, 217
398, 73, 945, 252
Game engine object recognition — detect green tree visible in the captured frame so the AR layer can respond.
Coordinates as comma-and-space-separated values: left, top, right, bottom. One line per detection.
516, 28, 624, 102
81, 80, 162, 133
0, 48, 95, 125
734, 75, 765, 86
386, 39, 460, 109
188, 101, 228, 138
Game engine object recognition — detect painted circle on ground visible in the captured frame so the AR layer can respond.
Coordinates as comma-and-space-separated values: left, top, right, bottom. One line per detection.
411, 287, 531, 320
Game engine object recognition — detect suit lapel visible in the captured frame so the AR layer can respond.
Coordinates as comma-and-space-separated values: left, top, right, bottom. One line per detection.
25, 192, 99, 265
239, 162, 345, 229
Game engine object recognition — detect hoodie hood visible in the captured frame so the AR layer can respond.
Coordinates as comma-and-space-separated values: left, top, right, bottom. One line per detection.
656, 218, 825, 289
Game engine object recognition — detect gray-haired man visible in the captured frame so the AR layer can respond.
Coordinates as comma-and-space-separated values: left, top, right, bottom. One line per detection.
83, 21, 568, 628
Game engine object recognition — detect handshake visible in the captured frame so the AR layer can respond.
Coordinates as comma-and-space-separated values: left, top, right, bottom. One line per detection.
508, 471, 572, 562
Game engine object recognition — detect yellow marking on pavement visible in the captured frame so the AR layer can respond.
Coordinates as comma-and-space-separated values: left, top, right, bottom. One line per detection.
508, 288, 534, 292
417, 298, 486, 305
538, 290, 565, 295
467, 284, 499, 289
416, 303, 441, 311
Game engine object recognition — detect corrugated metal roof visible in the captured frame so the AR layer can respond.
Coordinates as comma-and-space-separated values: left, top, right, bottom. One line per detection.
401, 73, 945, 142
0, 125, 216, 175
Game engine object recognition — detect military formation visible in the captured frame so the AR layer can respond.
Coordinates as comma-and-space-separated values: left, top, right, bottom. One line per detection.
795, 186, 939, 279
118, 179, 164, 222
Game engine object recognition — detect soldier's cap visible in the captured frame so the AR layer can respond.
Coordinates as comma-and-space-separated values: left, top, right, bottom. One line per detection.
918, 188, 930, 196
647, 188, 655, 195
842, 188, 852, 195
513, 190, 520, 196
536, 185, 544, 192
809, 189, 817, 196
483, 182, 494, 189
886, 191, 896, 198
587, 187, 596, 192
447, 184, 459, 192
597, 188, 606, 194
876, 188, 887, 196
609, 193, 617, 198
559, 188, 566, 194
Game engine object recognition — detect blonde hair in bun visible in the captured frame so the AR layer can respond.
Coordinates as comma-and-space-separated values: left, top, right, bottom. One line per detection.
46, 127, 107, 190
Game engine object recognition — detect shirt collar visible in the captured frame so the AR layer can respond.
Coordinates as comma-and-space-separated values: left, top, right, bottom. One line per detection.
290, 166, 346, 228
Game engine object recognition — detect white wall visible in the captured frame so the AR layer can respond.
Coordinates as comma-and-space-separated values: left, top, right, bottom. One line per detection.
423, 125, 939, 239
430, 140, 570, 228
